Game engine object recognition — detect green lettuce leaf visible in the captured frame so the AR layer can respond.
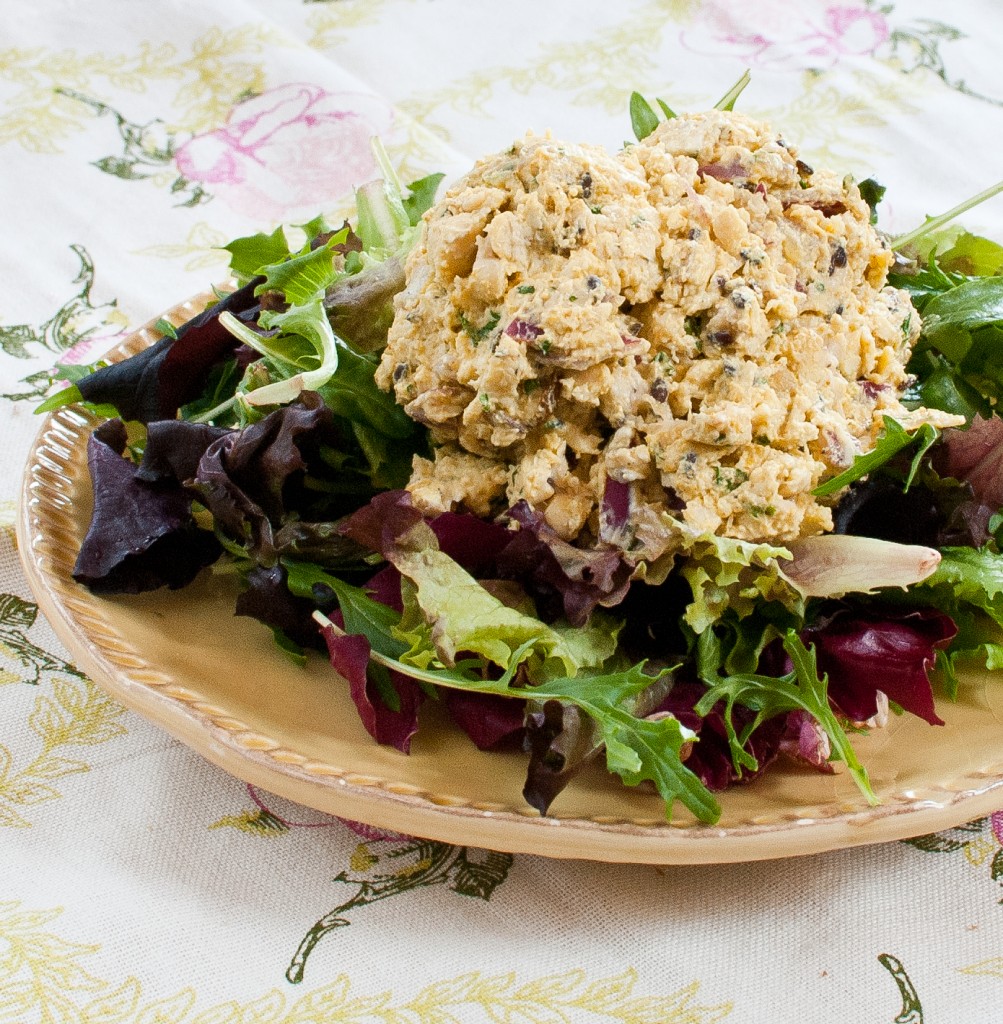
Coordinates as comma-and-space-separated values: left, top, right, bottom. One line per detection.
223, 225, 291, 281
677, 529, 801, 633
218, 299, 339, 408
913, 227, 1003, 277
402, 172, 446, 226
896, 546, 1003, 695
389, 542, 619, 678
257, 230, 349, 306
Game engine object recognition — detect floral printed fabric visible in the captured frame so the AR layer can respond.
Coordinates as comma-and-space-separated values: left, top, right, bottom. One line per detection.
4, 1, 1003, 1021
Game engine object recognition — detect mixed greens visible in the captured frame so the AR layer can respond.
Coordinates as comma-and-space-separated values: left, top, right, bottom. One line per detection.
44, 113, 1003, 826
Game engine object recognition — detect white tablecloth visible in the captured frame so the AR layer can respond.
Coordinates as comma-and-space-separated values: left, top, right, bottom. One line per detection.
5, 2, 1003, 1020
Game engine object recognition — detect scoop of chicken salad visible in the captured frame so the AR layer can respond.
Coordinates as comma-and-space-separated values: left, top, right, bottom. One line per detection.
380, 111, 960, 565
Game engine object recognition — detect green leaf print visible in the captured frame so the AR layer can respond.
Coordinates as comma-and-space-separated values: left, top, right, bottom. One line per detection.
209, 808, 290, 837
0, 244, 121, 402
55, 88, 211, 207
0, 593, 83, 685
887, 17, 1003, 107
878, 954, 924, 1024
286, 838, 513, 984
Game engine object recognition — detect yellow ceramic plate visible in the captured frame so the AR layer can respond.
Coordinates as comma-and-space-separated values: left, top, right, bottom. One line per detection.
17, 294, 1003, 864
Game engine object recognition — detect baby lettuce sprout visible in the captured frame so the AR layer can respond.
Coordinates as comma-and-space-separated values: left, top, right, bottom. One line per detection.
630, 70, 750, 142
356, 137, 415, 255
629, 92, 664, 141
892, 178, 1003, 251
713, 69, 752, 112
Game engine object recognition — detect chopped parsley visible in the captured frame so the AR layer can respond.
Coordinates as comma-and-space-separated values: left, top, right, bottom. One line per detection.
459, 309, 501, 345
714, 465, 749, 491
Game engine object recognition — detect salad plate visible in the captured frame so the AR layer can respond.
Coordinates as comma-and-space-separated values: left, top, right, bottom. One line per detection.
17, 294, 1003, 866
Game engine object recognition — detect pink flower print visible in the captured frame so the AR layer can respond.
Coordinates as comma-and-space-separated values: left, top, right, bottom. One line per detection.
175, 84, 394, 221
682, 1, 889, 72
991, 810, 1003, 846
819, 5, 890, 57
337, 816, 406, 844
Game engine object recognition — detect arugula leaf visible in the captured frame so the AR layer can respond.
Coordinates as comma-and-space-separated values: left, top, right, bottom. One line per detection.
283, 559, 408, 660
812, 417, 939, 497
540, 669, 718, 824
696, 630, 877, 804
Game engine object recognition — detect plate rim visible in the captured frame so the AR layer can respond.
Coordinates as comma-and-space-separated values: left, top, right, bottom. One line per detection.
16, 292, 1003, 865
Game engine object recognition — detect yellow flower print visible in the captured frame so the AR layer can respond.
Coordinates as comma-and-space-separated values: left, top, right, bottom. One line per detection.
306, 1, 387, 52
0, 900, 734, 1024
0, 601, 128, 828
0, 27, 282, 154
133, 221, 231, 273
0, 673, 127, 828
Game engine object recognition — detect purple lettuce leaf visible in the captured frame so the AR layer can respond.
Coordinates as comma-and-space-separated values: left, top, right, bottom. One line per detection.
832, 477, 961, 548
833, 416, 1003, 549
655, 680, 786, 791
339, 489, 513, 573
777, 710, 834, 771
340, 491, 632, 628
428, 512, 513, 575
444, 690, 526, 750
802, 607, 957, 726
352, 561, 526, 754
317, 609, 424, 753
194, 393, 361, 564
933, 416, 1003, 545
522, 672, 675, 814
137, 421, 232, 485
523, 699, 602, 813
73, 420, 221, 593
496, 501, 633, 626
234, 563, 334, 652
337, 489, 425, 556
77, 278, 262, 423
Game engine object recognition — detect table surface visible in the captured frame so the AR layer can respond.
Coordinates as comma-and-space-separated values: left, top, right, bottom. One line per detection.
5, 1, 1003, 1021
